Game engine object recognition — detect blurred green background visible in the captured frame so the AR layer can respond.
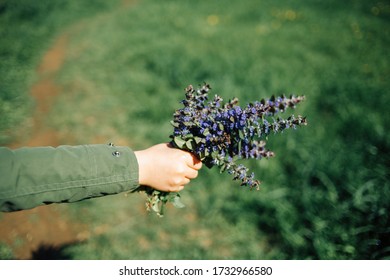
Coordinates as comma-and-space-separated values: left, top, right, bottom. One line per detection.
0, 0, 389, 259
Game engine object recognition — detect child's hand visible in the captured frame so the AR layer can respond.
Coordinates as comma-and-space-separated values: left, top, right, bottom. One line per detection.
134, 143, 202, 192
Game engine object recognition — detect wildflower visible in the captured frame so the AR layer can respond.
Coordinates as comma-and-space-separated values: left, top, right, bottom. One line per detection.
144, 83, 307, 216
170, 83, 306, 188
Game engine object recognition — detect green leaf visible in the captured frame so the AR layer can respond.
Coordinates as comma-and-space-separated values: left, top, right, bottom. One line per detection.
186, 140, 196, 150
173, 136, 186, 149
184, 133, 193, 139
220, 163, 227, 173
170, 120, 180, 128
151, 200, 161, 214
239, 130, 245, 140
194, 136, 203, 144
170, 194, 185, 209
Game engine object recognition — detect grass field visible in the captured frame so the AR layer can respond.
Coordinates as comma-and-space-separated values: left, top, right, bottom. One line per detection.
1, 0, 389, 259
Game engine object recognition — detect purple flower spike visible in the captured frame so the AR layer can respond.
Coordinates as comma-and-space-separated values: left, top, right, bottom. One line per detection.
141, 83, 307, 216
170, 83, 307, 190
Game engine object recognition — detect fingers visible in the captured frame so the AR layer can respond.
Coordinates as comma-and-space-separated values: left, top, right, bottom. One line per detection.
170, 185, 185, 192
167, 142, 203, 170
166, 177, 190, 192
182, 152, 203, 170
172, 151, 201, 192
166, 167, 198, 192
171, 174, 191, 187
191, 157, 203, 170
185, 168, 199, 179
182, 177, 191, 185
136, 143, 203, 193
165, 168, 197, 192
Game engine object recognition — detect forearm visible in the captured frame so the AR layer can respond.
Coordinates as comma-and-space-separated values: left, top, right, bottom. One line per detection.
0, 144, 139, 212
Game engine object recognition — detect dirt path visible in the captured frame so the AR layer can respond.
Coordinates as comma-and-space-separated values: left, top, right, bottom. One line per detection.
0, 1, 139, 259
0, 32, 90, 260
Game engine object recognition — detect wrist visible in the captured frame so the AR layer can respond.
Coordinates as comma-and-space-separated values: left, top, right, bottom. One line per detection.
134, 149, 149, 186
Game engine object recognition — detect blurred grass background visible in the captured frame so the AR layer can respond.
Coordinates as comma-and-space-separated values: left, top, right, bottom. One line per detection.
1, 0, 389, 259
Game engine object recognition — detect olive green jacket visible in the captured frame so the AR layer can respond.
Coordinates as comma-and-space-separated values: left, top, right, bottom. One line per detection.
0, 144, 139, 212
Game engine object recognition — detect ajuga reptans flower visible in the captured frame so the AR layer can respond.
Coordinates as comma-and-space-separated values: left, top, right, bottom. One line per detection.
137, 83, 307, 216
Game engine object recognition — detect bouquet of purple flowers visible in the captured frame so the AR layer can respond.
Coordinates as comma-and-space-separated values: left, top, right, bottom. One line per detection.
139, 83, 307, 216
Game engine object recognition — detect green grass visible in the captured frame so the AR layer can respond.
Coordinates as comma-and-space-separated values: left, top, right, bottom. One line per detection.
0, 0, 121, 143
1, 0, 389, 259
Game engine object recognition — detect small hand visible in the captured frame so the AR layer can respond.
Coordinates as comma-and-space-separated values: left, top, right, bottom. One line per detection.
134, 143, 202, 192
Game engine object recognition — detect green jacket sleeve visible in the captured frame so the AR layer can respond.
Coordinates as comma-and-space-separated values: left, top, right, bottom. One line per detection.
0, 144, 140, 212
